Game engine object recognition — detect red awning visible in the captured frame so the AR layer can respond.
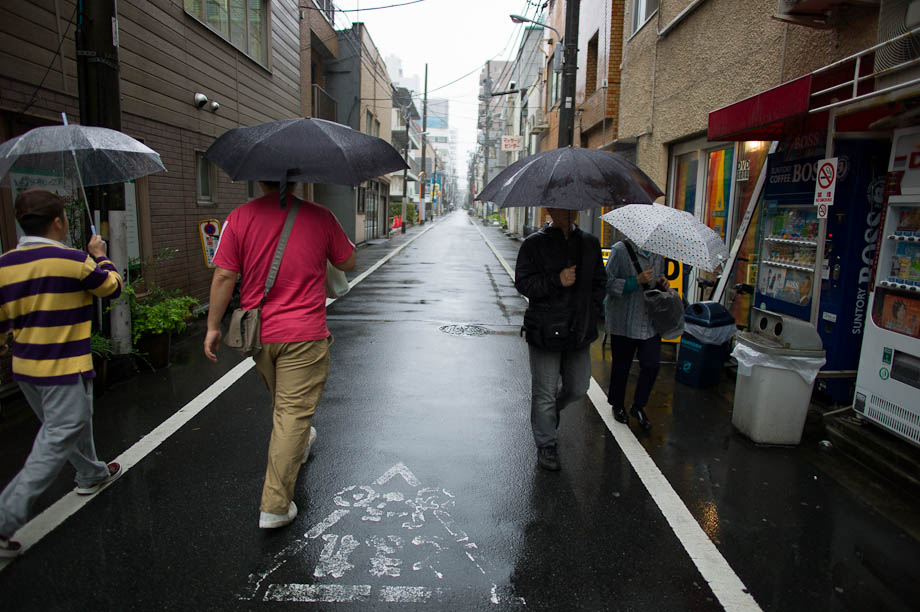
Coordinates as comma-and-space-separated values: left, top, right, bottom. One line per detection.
707, 55, 882, 141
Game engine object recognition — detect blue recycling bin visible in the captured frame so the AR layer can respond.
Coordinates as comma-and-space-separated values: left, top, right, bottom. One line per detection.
676, 301, 736, 388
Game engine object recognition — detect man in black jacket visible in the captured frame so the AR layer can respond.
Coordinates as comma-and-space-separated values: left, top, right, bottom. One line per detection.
515, 208, 606, 471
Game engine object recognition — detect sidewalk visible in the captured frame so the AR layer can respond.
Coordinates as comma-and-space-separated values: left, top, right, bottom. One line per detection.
475, 215, 920, 603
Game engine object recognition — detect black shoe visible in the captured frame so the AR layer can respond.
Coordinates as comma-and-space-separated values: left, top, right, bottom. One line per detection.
612, 406, 628, 424
630, 407, 652, 430
537, 445, 560, 471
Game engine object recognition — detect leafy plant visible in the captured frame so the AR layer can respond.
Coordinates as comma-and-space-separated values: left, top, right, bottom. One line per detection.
113, 249, 200, 345
129, 289, 198, 344
90, 331, 113, 359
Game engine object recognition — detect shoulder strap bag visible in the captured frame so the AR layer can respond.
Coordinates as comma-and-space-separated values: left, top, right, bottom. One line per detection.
223, 201, 301, 356
623, 241, 685, 340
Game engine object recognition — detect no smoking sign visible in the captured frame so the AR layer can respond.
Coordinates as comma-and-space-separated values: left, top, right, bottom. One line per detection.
817, 203, 828, 219
813, 157, 838, 207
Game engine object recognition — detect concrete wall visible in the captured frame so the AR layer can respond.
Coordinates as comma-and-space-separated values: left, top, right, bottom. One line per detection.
619, 0, 879, 188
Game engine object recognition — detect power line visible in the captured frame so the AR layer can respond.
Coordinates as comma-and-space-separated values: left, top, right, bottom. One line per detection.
19, 3, 77, 118
300, 0, 428, 12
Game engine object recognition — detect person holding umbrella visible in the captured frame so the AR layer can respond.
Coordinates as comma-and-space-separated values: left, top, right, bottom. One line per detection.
201, 117, 405, 530
604, 239, 669, 430
204, 181, 356, 529
515, 208, 606, 471
0, 189, 124, 558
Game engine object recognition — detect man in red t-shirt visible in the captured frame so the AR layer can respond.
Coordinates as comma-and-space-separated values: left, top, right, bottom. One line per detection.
204, 182, 355, 529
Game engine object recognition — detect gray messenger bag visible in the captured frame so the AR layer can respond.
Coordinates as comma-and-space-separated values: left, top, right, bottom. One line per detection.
223, 201, 300, 357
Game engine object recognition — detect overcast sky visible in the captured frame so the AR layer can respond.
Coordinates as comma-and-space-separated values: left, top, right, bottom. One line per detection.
332, 0, 548, 192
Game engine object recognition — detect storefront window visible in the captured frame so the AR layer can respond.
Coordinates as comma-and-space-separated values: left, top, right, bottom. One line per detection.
728, 141, 770, 326
673, 152, 698, 215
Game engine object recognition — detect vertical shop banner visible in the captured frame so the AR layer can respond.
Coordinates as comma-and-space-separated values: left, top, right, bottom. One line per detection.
199, 219, 222, 268
705, 148, 733, 241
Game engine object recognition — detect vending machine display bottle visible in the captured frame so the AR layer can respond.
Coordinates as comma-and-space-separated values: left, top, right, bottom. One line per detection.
853, 128, 920, 448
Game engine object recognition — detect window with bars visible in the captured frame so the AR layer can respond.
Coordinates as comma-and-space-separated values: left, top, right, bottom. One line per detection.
184, 0, 268, 65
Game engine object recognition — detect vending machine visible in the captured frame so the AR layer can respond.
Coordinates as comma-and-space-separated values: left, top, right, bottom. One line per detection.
853, 128, 920, 448
756, 139, 891, 403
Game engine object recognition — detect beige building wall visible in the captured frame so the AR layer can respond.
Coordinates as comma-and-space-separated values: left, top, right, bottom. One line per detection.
619, 0, 879, 187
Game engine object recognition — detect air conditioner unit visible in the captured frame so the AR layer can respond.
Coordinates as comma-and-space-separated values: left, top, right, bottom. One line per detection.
773, 0, 880, 28
531, 108, 549, 134
875, 0, 920, 78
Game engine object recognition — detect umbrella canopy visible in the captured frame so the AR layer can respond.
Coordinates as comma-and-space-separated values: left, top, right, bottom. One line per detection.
601, 204, 730, 272
204, 117, 408, 185
0, 124, 166, 186
475, 146, 662, 210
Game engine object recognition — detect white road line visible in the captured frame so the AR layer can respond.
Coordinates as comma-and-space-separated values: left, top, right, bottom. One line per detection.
478, 223, 762, 612
1, 226, 436, 572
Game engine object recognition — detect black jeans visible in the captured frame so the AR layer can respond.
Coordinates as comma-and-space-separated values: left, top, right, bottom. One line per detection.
607, 334, 661, 410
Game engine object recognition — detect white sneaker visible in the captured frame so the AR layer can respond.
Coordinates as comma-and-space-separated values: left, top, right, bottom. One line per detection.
259, 501, 298, 529
301, 427, 317, 464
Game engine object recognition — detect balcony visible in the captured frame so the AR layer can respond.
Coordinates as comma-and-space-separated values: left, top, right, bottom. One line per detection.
312, 84, 338, 123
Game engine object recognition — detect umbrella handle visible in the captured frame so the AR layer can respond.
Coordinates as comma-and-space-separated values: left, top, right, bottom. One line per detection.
61, 112, 97, 237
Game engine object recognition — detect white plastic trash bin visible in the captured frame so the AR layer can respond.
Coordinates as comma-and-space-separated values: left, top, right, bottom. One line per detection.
730, 308, 826, 445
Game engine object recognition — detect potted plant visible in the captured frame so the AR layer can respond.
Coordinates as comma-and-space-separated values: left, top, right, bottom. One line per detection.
90, 331, 113, 396
130, 288, 199, 369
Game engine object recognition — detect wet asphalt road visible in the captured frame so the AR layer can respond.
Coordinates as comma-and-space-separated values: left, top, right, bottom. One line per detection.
0, 211, 918, 611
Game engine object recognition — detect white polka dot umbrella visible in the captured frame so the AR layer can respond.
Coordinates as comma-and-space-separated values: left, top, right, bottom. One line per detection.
600, 204, 730, 272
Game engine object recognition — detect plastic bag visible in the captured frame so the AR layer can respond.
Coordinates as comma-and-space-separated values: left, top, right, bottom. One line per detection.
731, 342, 826, 385
685, 323, 736, 346
326, 262, 350, 299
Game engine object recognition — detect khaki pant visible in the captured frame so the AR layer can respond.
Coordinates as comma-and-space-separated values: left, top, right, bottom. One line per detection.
253, 338, 330, 514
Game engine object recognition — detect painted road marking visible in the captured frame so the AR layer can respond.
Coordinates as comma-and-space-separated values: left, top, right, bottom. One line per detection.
0, 224, 438, 573
473, 220, 762, 612
240, 462, 525, 605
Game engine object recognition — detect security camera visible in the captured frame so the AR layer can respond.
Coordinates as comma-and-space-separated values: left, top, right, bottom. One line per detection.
509, 80, 516, 90
194, 93, 208, 109
209, 100, 220, 112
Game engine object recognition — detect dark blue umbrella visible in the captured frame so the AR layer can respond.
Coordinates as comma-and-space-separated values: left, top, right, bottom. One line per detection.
475, 146, 662, 210
204, 117, 407, 186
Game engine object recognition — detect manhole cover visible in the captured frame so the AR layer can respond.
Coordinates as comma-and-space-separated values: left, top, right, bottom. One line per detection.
438, 324, 488, 337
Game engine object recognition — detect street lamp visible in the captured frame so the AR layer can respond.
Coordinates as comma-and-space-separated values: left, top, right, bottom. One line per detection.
509, 5, 579, 148
509, 14, 561, 39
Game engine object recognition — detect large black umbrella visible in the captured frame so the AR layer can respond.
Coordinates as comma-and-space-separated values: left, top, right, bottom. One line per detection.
475, 146, 662, 210
204, 117, 407, 185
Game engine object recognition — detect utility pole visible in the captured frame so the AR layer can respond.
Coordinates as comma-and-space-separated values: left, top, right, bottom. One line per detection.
76, 0, 132, 363
401, 105, 409, 233
419, 64, 428, 225
482, 60, 492, 219
557, 0, 580, 148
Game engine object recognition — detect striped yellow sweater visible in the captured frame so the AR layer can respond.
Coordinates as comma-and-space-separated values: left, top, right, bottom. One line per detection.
0, 239, 123, 385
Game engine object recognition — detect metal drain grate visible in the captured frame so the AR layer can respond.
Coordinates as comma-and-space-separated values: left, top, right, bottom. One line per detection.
438, 324, 488, 337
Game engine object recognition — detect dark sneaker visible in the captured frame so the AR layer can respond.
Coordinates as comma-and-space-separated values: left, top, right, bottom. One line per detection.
537, 445, 560, 471
0, 536, 22, 559
612, 406, 628, 424
630, 407, 652, 430
75, 462, 123, 496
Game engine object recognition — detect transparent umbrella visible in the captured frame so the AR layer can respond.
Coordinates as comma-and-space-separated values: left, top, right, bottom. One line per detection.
0, 114, 166, 233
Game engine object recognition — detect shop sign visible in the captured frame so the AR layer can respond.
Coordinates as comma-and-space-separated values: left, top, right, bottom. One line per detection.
813, 157, 838, 207
736, 159, 750, 182
501, 136, 523, 151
